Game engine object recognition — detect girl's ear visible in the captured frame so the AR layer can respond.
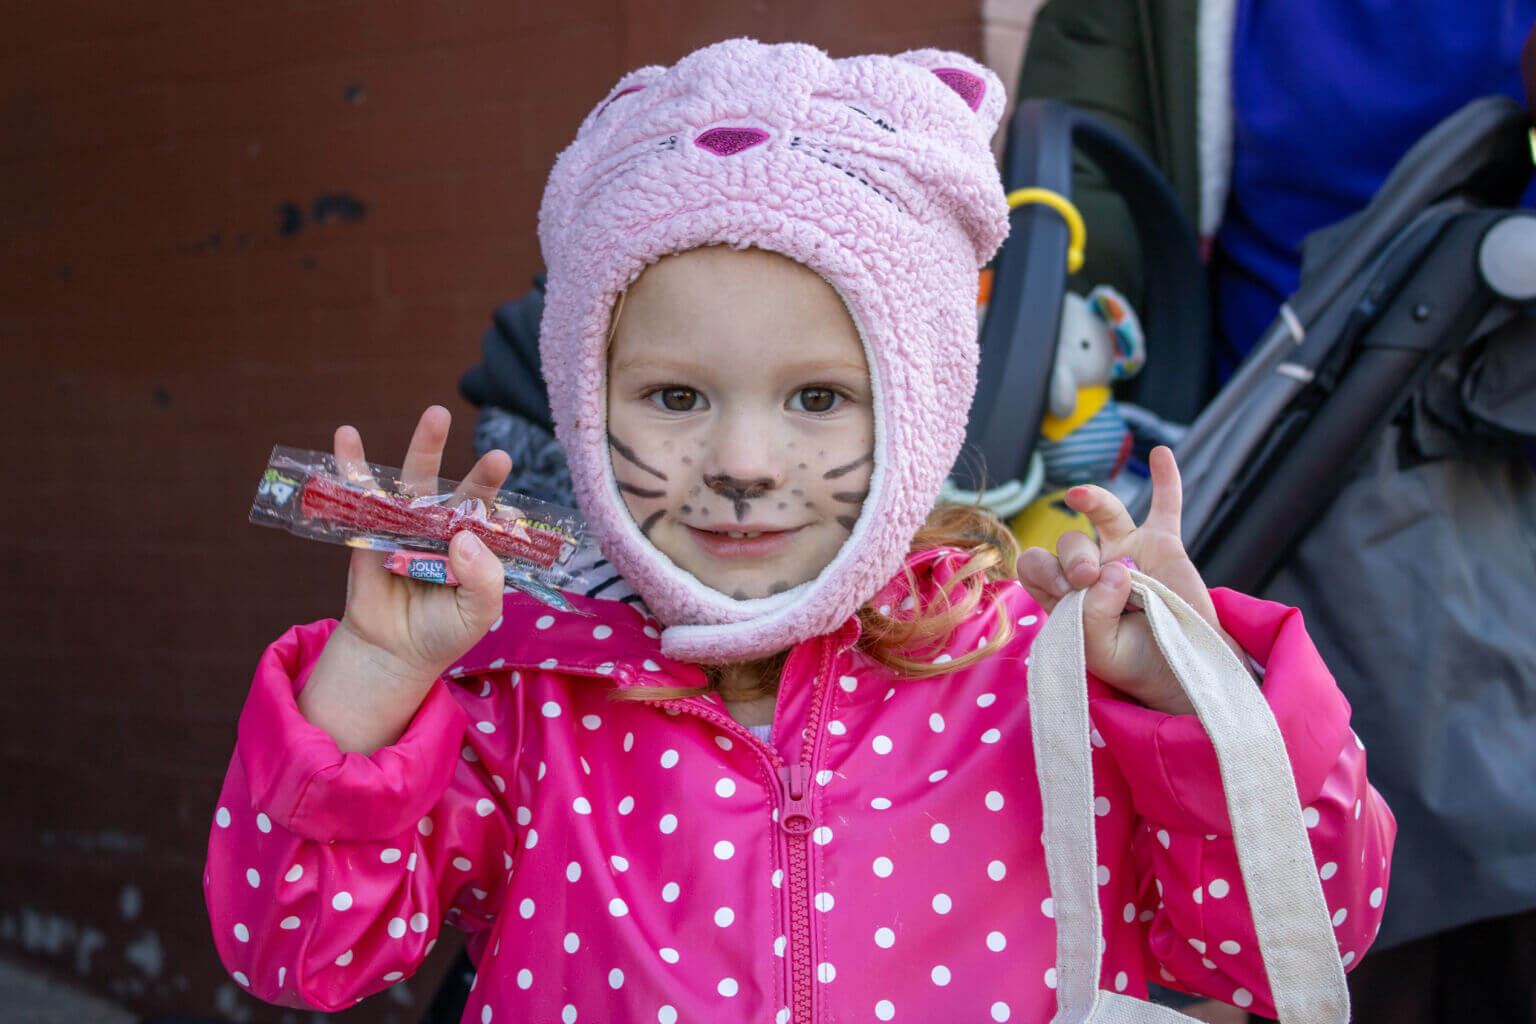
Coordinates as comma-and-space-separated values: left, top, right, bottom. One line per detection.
892, 49, 1006, 142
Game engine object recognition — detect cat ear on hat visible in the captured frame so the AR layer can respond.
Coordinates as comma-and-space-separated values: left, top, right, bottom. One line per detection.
577, 65, 666, 137
893, 49, 1006, 142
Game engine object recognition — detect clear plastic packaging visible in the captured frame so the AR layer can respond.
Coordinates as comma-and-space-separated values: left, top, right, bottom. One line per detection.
250, 446, 586, 612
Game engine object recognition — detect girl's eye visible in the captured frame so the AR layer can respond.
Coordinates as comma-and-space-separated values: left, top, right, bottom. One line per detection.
791, 388, 841, 413
650, 387, 706, 412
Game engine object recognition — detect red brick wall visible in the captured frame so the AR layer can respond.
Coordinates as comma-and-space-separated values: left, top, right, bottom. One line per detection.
2, 3, 986, 1019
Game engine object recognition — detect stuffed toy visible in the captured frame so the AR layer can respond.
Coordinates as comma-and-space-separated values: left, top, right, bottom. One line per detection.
1036, 284, 1146, 487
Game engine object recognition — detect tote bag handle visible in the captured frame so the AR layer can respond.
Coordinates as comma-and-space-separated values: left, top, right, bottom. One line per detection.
1028, 570, 1349, 1024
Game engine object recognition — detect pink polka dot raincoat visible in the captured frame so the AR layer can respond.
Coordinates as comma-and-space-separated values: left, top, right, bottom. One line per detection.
205, 549, 1395, 1022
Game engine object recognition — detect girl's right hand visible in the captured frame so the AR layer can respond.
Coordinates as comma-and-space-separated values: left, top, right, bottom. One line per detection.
297, 406, 512, 753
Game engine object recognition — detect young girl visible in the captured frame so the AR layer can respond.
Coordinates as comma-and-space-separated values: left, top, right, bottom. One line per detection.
206, 40, 1394, 1023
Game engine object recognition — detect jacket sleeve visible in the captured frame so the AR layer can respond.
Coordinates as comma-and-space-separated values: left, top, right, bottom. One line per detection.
204, 620, 523, 1011
1088, 588, 1397, 1016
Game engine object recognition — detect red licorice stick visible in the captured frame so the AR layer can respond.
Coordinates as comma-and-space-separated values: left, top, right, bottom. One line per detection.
300, 475, 564, 567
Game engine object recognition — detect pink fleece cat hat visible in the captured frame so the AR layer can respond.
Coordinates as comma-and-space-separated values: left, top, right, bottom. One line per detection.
537, 39, 1009, 662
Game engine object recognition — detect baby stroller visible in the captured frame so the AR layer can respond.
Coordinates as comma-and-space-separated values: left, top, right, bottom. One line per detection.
963, 88, 1536, 1000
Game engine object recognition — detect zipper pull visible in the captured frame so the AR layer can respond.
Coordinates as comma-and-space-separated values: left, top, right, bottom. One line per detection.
777, 763, 815, 837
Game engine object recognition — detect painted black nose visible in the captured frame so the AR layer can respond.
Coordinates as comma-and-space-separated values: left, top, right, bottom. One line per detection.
704, 474, 773, 501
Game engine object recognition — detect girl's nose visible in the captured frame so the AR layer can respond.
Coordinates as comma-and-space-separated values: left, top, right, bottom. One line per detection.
702, 412, 786, 498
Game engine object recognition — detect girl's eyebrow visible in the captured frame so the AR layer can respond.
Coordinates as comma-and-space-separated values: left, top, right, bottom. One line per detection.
610, 355, 868, 378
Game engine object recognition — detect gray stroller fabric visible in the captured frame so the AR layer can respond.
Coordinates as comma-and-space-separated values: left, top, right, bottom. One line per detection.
1263, 422, 1536, 949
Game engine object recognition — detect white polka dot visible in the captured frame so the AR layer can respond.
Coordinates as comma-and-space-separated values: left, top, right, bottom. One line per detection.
452, 856, 472, 872
932, 965, 951, 986
816, 769, 835, 786
645, 660, 662, 673
233, 923, 249, 942
774, 935, 786, 956
1355, 799, 1362, 819
1094, 795, 1111, 816
624, 732, 635, 751
277, 966, 286, 987
572, 797, 592, 815
580, 714, 602, 731
659, 946, 679, 963
567, 861, 582, 883
932, 893, 952, 914
987, 860, 1006, 881
714, 906, 735, 927
933, 653, 953, 665
592, 624, 612, 640
928, 769, 948, 783
1188, 938, 1206, 953
876, 1000, 896, 1020
255, 813, 271, 833
1333, 907, 1348, 927
1220, 940, 1241, 955
1096, 865, 1110, 886
541, 701, 562, 717
872, 735, 893, 755
659, 814, 678, 834
283, 863, 303, 883
476, 720, 495, 734
817, 962, 836, 983
334, 950, 353, 966
616, 795, 635, 816
658, 1008, 677, 1024
519, 898, 535, 919
1045, 967, 1058, 989
1342, 950, 1356, 967
662, 882, 680, 902
611, 855, 629, 872
1233, 988, 1253, 1008
332, 892, 353, 911
815, 892, 834, 912
1320, 861, 1338, 880
977, 692, 997, 708
280, 915, 300, 930
718, 977, 739, 997
873, 856, 894, 878
1193, 886, 1204, 904
871, 797, 892, 810
482, 1007, 493, 1023
1123, 902, 1136, 924
1370, 886, 1383, 908
1304, 805, 1321, 828
563, 932, 579, 953
539, 658, 558, 670
839, 675, 858, 692
930, 823, 950, 844
660, 749, 679, 768
875, 927, 896, 948
813, 826, 833, 846
470, 797, 492, 817
1140, 909, 1155, 922
245, 868, 260, 888
232, 971, 249, 986
1115, 971, 1128, 991
609, 967, 624, 989
609, 898, 629, 917
828, 720, 846, 735
715, 778, 736, 798
535, 615, 554, 629
1156, 829, 1171, 849
777, 1009, 790, 1024
215, 807, 231, 828
562, 1006, 576, 1024
991, 1001, 1011, 1021
980, 728, 1001, 744
388, 918, 406, 938
517, 968, 532, 989
714, 840, 735, 860
1208, 878, 1230, 899
1040, 897, 1054, 918
1091, 727, 1107, 747
985, 791, 1004, 811
929, 713, 946, 733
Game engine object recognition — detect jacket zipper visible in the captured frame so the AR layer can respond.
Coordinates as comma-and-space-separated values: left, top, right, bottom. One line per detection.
643, 635, 838, 1023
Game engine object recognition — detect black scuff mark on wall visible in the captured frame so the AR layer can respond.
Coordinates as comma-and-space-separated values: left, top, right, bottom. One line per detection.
311, 193, 367, 225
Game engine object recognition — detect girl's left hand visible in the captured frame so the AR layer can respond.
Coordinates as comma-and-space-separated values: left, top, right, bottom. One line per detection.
1016, 446, 1248, 716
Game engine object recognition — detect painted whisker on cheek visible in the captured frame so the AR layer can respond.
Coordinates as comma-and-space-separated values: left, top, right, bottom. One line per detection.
836, 514, 858, 531
734, 498, 750, 522
823, 453, 872, 479
639, 510, 665, 537
831, 491, 868, 505
609, 433, 669, 481
618, 481, 666, 499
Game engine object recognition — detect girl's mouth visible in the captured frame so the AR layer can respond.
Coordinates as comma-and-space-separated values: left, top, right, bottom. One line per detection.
686, 524, 802, 558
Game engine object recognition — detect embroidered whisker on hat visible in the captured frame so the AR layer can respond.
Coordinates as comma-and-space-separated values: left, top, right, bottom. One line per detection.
538, 38, 1009, 662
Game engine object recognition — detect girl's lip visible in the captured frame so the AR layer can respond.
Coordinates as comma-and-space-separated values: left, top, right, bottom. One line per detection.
685, 524, 802, 558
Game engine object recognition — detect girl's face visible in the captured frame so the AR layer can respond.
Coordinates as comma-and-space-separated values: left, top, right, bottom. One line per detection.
606, 247, 875, 601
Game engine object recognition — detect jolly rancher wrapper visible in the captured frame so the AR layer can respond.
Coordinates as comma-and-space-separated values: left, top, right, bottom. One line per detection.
250, 446, 586, 612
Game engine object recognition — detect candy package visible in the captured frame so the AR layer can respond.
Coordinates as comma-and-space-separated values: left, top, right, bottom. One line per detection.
250, 446, 587, 612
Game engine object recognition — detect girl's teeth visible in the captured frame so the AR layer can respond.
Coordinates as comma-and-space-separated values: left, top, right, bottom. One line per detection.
726, 531, 762, 539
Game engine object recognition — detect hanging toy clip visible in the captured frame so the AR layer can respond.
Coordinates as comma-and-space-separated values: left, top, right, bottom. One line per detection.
1007, 187, 1086, 274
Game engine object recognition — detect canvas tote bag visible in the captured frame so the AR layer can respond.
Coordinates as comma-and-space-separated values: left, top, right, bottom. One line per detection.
1028, 570, 1351, 1023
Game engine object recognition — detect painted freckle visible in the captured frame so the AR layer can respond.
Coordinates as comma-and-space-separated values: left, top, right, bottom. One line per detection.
680, 505, 692, 515
777, 502, 788, 510
681, 456, 692, 465
798, 463, 807, 470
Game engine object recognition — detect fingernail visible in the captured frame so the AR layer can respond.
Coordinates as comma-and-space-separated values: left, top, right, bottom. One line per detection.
1048, 575, 1070, 598
1118, 556, 1138, 572
1101, 562, 1126, 587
